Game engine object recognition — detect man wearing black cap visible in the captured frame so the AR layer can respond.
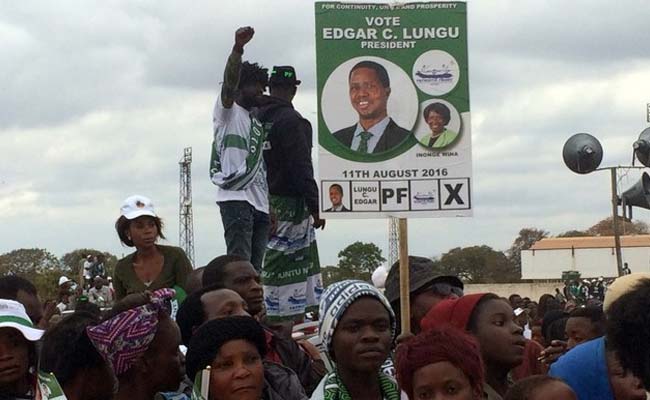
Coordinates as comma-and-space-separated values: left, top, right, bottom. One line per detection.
257, 66, 325, 323
384, 255, 464, 334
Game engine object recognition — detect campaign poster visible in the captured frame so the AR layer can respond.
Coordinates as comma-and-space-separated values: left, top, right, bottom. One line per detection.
315, 2, 472, 218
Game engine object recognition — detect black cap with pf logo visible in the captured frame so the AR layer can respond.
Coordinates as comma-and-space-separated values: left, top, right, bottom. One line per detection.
269, 66, 301, 86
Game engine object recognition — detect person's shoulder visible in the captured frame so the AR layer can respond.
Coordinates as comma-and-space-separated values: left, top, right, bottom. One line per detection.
214, 95, 247, 119
333, 124, 355, 136
550, 337, 603, 374
115, 252, 136, 268
332, 125, 356, 142
386, 118, 411, 135
263, 361, 307, 400
158, 244, 187, 257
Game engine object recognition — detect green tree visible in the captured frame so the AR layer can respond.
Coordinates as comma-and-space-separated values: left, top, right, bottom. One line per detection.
433, 245, 517, 283
507, 228, 548, 277
323, 242, 386, 286
321, 265, 341, 287
0, 248, 61, 275
556, 229, 590, 238
60, 249, 119, 279
587, 216, 649, 236
0, 248, 64, 300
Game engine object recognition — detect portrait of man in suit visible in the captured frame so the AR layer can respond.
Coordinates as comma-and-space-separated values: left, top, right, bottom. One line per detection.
325, 184, 349, 212
332, 60, 411, 154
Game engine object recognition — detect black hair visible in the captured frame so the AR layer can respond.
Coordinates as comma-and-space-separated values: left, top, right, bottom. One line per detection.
546, 317, 569, 343
201, 254, 248, 287
176, 283, 225, 346
349, 60, 390, 88
0, 275, 37, 299
329, 184, 343, 195
467, 293, 501, 334
40, 312, 106, 388
569, 305, 606, 336
239, 61, 268, 90
508, 293, 521, 302
75, 301, 102, 320
185, 316, 267, 381
114, 215, 166, 247
606, 278, 650, 389
504, 375, 570, 400
538, 294, 561, 319
422, 102, 451, 125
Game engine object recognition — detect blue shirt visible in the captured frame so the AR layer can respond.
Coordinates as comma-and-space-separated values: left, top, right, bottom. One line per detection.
549, 336, 613, 400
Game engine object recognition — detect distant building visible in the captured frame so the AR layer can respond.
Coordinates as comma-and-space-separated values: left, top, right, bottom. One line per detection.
521, 235, 650, 280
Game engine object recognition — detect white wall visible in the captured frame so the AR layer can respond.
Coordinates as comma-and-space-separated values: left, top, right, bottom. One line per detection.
521, 247, 650, 279
464, 282, 560, 301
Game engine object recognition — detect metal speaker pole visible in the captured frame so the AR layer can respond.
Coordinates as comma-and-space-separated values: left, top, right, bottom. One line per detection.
563, 133, 603, 174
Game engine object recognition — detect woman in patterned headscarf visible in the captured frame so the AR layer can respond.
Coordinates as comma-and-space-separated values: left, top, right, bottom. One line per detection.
310, 280, 399, 400
86, 289, 185, 400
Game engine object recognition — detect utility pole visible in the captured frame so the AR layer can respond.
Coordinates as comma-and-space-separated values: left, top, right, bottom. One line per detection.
179, 147, 195, 266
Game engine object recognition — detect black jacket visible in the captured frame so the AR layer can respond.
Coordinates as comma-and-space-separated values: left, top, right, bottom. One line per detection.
332, 118, 410, 153
269, 330, 327, 396
258, 97, 319, 215
264, 361, 309, 400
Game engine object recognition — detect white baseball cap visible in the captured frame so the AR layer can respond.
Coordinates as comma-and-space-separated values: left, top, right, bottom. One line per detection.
0, 300, 44, 341
120, 195, 157, 220
58, 276, 71, 286
604, 273, 650, 312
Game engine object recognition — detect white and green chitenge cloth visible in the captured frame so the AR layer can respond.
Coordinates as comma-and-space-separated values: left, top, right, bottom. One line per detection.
262, 195, 323, 321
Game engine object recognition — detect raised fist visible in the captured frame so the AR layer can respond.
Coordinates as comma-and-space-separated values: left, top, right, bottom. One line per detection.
235, 26, 254, 48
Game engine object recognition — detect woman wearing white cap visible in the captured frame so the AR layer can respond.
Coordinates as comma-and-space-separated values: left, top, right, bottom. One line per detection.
0, 299, 44, 399
112, 195, 193, 301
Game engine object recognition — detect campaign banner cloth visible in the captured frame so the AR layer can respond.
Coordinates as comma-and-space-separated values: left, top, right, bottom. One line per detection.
262, 195, 322, 321
36, 371, 67, 400
191, 368, 210, 400
315, 2, 472, 218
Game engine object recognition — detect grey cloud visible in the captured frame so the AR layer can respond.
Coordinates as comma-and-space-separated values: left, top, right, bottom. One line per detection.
470, 1, 650, 63
2, 0, 650, 268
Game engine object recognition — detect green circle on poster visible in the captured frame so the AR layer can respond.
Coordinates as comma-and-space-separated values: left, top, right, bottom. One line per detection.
320, 56, 419, 162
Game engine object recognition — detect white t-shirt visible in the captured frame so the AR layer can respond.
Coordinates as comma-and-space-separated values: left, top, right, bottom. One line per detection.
83, 260, 93, 279
212, 96, 269, 214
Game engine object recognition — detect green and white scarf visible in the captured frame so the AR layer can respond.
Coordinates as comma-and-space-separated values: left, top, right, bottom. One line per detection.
313, 370, 400, 400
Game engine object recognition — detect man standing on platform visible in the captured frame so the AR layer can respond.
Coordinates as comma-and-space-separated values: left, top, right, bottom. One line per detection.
258, 65, 325, 322
210, 26, 270, 272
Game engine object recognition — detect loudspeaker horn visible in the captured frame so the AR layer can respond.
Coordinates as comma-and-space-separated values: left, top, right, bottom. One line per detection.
621, 172, 650, 210
633, 127, 650, 167
563, 133, 603, 174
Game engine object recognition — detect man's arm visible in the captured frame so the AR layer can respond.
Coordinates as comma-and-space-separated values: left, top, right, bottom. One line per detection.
220, 26, 254, 108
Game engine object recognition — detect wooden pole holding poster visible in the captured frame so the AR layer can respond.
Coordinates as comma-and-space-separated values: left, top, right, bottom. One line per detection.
398, 218, 410, 335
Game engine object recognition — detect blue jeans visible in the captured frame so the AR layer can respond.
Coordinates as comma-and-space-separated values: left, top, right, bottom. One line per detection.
218, 200, 270, 272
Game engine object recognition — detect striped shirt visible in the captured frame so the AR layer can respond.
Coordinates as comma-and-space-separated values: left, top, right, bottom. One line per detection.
211, 95, 269, 213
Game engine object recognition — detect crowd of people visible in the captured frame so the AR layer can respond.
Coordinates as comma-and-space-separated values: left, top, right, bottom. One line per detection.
4, 25, 650, 400
2, 251, 650, 400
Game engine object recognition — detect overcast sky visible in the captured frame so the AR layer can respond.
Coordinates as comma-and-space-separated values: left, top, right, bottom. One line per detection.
2, 0, 650, 269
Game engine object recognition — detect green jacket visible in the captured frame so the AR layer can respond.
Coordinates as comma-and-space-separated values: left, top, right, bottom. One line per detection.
112, 245, 192, 300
